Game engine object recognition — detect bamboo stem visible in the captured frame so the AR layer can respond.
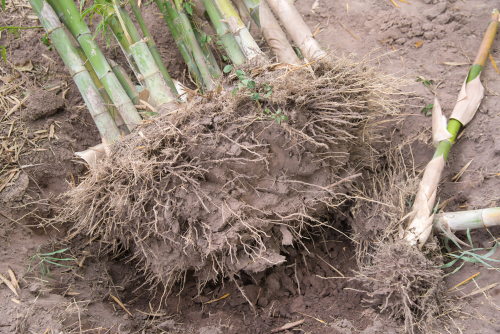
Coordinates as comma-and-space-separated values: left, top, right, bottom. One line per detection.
405, 9, 499, 248
242, 0, 260, 28
174, 0, 215, 90
437, 207, 500, 231
156, 0, 202, 86
107, 58, 140, 105
94, 0, 141, 81
264, 0, 325, 62
129, 39, 178, 113
49, 0, 142, 131
256, 0, 299, 64
32, 0, 121, 143
212, 0, 263, 61
77, 47, 129, 135
202, 0, 246, 65
129, 0, 178, 94
190, 15, 222, 78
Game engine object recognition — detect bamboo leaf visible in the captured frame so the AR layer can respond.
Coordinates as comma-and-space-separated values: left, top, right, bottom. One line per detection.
39, 248, 69, 256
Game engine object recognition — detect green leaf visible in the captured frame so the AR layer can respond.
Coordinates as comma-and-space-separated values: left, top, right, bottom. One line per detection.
2, 0, 5, 12
264, 108, 270, 114
264, 91, 272, 98
44, 259, 74, 268
1, 47, 6, 64
276, 109, 281, 114
40, 248, 69, 256
247, 80, 255, 89
185, 2, 193, 15
232, 88, 237, 96
235, 70, 245, 77
282, 115, 288, 121
238, 82, 244, 90
41, 34, 50, 46
222, 55, 229, 61
250, 93, 261, 100
223, 64, 232, 73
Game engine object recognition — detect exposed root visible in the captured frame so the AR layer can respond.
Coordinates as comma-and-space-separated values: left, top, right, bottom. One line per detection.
59, 54, 404, 295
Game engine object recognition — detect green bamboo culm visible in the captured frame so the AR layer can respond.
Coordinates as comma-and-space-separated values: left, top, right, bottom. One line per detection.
76, 47, 130, 135
202, 0, 245, 65
173, 0, 215, 91
106, 0, 177, 112
48, 0, 142, 131
155, 0, 202, 87
94, 0, 141, 81
241, 0, 260, 28
30, 0, 121, 143
433, 9, 499, 162
108, 58, 140, 105
190, 15, 221, 79
129, 0, 178, 95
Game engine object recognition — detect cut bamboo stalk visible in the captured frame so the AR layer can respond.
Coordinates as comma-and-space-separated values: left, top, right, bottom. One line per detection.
107, 58, 140, 106
31, 0, 121, 143
212, 0, 263, 61
129, 0, 178, 95
76, 47, 129, 135
190, 15, 222, 78
257, 0, 299, 64
264, 0, 325, 62
48, 0, 142, 131
156, 0, 202, 86
405, 9, 499, 248
202, 0, 246, 65
173, 0, 215, 90
437, 207, 500, 231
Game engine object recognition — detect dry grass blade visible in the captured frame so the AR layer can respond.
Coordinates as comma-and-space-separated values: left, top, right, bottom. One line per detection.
460, 282, 499, 298
451, 158, 474, 181
109, 294, 132, 316
339, 22, 358, 40
0, 274, 19, 297
205, 293, 230, 304
8, 268, 20, 293
270, 319, 305, 332
490, 53, 500, 75
297, 312, 325, 323
449, 272, 480, 291
315, 253, 344, 277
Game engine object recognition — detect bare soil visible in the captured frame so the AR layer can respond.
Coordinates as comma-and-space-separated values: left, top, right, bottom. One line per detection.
1, 0, 500, 333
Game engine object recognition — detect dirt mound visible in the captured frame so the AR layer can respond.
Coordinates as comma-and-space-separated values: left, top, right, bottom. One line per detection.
60, 56, 403, 291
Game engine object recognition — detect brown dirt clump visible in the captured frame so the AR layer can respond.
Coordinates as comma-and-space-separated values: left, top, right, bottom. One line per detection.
22, 88, 65, 121
60, 56, 404, 291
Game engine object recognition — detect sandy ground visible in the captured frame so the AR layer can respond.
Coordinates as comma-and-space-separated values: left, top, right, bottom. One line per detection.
1, 0, 500, 333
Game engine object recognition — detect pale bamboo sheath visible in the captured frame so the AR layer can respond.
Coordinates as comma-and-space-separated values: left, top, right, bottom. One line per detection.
437, 207, 500, 231
31, 0, 121, 144
259, 0, 299, 64
264, 0, 325, 61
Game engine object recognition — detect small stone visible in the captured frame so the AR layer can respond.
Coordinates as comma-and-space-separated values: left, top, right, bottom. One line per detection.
157, 320, 175, 330
394, 38, 407, 45
424, 31, 436, 40
257, 297, 268, 307
425, 0, 447, 20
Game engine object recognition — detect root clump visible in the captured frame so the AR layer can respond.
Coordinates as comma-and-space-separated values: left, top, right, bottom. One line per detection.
61, 55, 403, 290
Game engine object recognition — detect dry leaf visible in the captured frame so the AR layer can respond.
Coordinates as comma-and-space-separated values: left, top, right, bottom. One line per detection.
15, 60, 33, 72
311, 0, 319, 10
0, 76, 16, 83
415, 41, 423, 48
442, 62, 468, 66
